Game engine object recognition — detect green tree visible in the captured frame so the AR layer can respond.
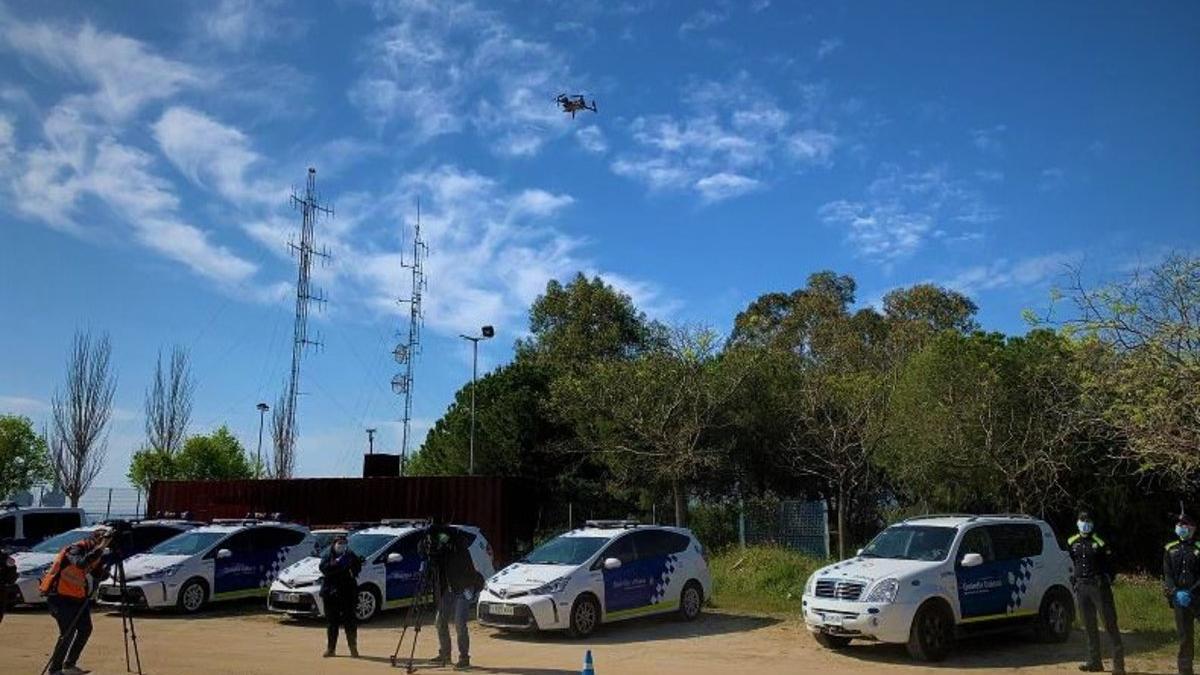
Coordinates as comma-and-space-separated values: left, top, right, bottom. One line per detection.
127, 447, 177, 492
0, 415, 53, 500
175, 426, 255, 480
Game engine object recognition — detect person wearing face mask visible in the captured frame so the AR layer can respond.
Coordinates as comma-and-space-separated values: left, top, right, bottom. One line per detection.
319, 533, 363, 658
1069, 510, 1124, 674
1165, 514, 1200, 675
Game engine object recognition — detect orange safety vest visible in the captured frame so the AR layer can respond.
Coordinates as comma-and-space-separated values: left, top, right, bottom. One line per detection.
39, 539, 102, 599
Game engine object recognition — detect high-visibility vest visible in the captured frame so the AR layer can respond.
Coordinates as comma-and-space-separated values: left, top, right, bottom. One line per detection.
39, 540, 101, 599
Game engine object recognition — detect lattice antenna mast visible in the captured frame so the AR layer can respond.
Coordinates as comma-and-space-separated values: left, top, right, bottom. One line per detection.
393, 199, 428, 475
285, 167, 332, 463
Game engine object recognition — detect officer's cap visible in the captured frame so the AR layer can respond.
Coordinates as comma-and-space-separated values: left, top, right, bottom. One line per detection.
1077, 509, 1092, 521
1179, 514, 1196, 527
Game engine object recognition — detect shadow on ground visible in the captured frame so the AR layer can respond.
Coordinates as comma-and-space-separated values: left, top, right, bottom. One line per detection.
486, 610, 780, 645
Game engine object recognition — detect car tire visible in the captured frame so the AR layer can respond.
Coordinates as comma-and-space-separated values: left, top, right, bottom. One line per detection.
355, 585, 381, 623
567, 594, 601, 639
906, 600, 953, 662
678, 581, 703, 621
813, 632, 852, 649
177, 578, 208, 614
1035, 587, 1073, 643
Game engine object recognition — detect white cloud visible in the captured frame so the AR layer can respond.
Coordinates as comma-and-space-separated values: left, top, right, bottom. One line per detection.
946, 252, 1079, 295
152, 106, 280, 206
816, 37, 842, 60
788, 129, 838, 163
971, 124, 1007, 153
575, 125, 608, 154
200, 0, 304, 51
694, 172, 762, 203
1039, 167, 1066, 192
679, 9, 729, 35
0, 395, 50, 416
819, 200, 933, 262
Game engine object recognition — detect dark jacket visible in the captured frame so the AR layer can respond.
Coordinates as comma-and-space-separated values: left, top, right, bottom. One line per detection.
429, 528, 483, 596
1069, 533, 1115, 584
1163, 538, 1200, 601
1, 553, 16, 587
319, 548, 362, 599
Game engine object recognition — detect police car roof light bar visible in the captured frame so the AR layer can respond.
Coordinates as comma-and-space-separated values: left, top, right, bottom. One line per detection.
585, 519, 641, 529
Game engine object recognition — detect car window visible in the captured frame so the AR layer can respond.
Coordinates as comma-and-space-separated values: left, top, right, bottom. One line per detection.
630, 530, 689, 559
523, 535, 607, 566
986, 524, 1043, 560
255, 527, 305, 551
23, 512, 79, 541
219, 530, 256, 554
860, 525, 956, 561
131, 526, 182, 552
152, 531, 225, 556
600, 534, 637, 565
377, 533, 421, 563
31, 528, 94, 553
957, 527, 994, 564
0, 515, 14, 541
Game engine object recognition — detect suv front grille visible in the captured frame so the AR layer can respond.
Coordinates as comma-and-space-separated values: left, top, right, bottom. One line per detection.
815, 579, 865, 601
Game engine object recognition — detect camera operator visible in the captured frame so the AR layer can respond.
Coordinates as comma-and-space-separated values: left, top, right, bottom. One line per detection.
1, 547, 16, 624
320, 533, 362, 658
427, 523, 484, 670
39, 526, 114, 675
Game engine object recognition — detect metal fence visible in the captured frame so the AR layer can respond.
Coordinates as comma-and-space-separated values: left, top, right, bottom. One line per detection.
742, 499, 830, 558
21, 486, 146, 523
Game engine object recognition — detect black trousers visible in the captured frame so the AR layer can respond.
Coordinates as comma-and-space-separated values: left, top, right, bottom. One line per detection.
1176, 604, 1196, 675
1078, 581, 1124, 669
47, 595, 92, 672
324, 589, 358, 651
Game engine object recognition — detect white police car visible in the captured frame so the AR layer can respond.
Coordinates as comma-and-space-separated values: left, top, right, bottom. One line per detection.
478, 521, 711, 638
802, 514, 1075, 661
268, 520, 495, 623
10, 520, 198, 606
97, 519, 314, 613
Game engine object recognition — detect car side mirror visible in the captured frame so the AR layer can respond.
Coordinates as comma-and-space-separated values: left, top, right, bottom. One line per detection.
960, 552, 983, 568
387, 553, 403, 564
603, 557, 621, 570
216, 548, 232, 560
856, 548, 864, 556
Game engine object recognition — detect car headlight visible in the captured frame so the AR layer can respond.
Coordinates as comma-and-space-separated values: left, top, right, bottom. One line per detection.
804, 574, 817, 596
142, 564, 182, 581
530, 577, 569, 596
863, 578, 900, 604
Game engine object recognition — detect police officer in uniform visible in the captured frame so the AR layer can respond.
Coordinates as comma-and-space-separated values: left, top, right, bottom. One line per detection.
1165, 514, 1200, 675
40, 526, 113, 675
1069, 510, 1125, 674
319, 533, 362, 658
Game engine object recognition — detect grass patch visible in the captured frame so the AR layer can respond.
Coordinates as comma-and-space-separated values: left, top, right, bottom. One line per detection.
711, 546, 1178, 652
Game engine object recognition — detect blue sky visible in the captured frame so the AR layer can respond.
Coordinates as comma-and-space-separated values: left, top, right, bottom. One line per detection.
1, 1, 1197, 489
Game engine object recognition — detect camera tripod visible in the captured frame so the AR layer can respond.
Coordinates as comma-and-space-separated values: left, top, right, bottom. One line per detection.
40, 548, 142, 675
389, 562, 441, 673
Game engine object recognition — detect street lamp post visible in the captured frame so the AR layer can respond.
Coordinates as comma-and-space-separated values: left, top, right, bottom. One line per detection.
366, 428, 376, 455
459, 325, 494, 475
255, 402, 270, 479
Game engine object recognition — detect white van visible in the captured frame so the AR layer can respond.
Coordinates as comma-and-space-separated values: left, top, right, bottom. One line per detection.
0, 505, 86, 551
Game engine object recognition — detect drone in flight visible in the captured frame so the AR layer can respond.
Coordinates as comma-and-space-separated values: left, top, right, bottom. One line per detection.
556, 94, 597, 118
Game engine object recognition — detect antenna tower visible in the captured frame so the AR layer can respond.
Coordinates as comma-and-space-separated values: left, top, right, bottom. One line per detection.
393, 201, 428, 476
284, 167, 332, 467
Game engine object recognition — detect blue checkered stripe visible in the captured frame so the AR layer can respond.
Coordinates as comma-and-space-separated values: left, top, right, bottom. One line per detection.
1005, 557, 1035, 612
648, 554, 679, 605
260, 546, 293, 588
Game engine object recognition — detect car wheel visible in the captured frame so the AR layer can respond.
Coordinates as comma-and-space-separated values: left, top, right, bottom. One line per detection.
906, 600, 953, 662
567, 594, 600, 638
813, 632, 852, 650
177, 578, 208, 614
355, 586, 381, 623
1035, 588, 1073, 643
678, 581, 703, 621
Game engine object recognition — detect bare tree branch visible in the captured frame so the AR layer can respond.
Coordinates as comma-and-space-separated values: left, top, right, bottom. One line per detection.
49, 331, 116, 506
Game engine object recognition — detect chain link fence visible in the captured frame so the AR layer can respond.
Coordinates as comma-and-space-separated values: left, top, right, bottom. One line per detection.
742, 499, 830, 557
17, 486, 146, 523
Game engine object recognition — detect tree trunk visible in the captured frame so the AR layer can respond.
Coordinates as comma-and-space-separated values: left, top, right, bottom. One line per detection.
673, 480, 687, 527
837, 484, 848, 560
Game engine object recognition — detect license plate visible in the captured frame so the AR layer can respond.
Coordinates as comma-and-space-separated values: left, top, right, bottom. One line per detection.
489, 603, 516, 616
101, 588, 120, 598
283, 593, 302, 603
824, 614, 844, 627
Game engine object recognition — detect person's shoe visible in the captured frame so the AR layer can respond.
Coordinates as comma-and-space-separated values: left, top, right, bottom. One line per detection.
432, 653, 450, 666
1077, 664, 1102, 673
323, 649, 335, 658
455, 656, 471, 669
62, 666, 91, 675
349, 644, 359, 658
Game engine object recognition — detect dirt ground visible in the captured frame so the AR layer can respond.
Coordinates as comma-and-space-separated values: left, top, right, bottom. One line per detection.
0, 602, 1178, 675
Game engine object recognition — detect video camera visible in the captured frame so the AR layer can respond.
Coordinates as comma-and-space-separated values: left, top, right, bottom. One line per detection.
101, 519, 136, 553
417, 524, 457, 563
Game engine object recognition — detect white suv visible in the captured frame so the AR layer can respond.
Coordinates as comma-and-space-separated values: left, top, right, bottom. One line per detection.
478, 521, 711, 638
802, 514, 1074, 661
268, 521, 495, 623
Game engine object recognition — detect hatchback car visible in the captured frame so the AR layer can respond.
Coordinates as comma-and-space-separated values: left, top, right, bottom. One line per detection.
97, 519, 315, 613
802, 514, 1074, 661
10, 519, 198, 606
478, 520, 711, 638
268, 520, 495, 622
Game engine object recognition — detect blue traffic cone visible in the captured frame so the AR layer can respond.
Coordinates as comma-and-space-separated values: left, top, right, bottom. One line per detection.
581, 649, 595, 675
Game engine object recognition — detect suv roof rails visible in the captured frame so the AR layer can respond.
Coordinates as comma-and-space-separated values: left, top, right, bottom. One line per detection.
903, 513, 977, 523
0, 502, 20, 511
585, 519, 641, 529
380, 518, 432, 528
977, 513, 1036, 520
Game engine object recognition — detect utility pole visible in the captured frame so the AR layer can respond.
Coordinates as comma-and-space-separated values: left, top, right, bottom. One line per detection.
393, 201, 428, 476
459, 326, 494, 475
366, 428, 376, 455
283, 167, 331, 477
255, 402, 269, 478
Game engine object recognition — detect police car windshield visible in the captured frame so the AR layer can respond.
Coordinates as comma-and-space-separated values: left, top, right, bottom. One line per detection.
150, 531, 226, 556
323, 533, 394, 559
522, 536, 607, 566
31, 528, 95, 553
860, 526, 955, 561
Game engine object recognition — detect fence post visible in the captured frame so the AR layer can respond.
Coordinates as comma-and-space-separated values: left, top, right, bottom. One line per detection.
104, 488, 113, 520
135, 488, 142, 519
822, 499, 831, 559
568, 503, 573, 530
738, 495, 746, 549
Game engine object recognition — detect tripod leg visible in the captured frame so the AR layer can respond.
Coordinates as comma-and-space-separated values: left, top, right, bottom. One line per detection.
117, 557, 143, 675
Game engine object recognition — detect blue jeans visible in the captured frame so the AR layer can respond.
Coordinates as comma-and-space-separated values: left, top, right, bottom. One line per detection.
435, 589, 471, 660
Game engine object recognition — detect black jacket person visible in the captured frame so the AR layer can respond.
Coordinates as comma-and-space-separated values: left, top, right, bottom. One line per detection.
1069, 510, 1124, 674
427, 525, 484, 668
1165, 515, 1200, 675
319, 535, 363, 658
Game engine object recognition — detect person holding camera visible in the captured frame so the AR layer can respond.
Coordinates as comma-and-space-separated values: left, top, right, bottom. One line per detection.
428, 524, 484, 670
39, 526, 113, 675
320, 533, 363, 658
